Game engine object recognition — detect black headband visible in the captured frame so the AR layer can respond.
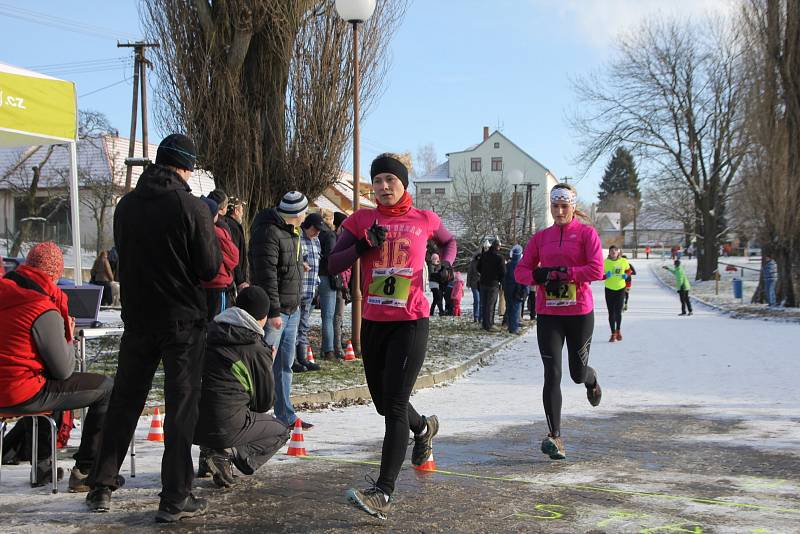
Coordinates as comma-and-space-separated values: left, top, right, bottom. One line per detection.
370, 156, 408, 188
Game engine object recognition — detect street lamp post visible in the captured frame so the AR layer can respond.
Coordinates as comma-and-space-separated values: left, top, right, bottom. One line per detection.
335, 0, 376, 356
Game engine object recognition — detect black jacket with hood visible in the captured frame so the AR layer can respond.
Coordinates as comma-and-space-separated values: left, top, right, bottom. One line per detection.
113, 164, 221, 328
224, 214, 248, 287
195, 307, 275, 448
248, 208, 303, 317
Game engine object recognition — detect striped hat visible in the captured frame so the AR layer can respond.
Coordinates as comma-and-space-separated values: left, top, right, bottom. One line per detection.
277, 191, 308, 216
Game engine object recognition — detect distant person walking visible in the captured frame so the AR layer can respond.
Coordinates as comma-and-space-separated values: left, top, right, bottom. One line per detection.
603, 246, 629, 342
515, 183, 604, 461
763, 254, 778, 307
663, 259, 693, 316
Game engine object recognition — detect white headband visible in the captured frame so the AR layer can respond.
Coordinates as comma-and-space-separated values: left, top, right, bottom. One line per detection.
550, 187, 576, 206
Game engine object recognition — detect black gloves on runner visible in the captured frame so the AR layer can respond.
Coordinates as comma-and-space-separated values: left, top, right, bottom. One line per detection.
533, 266, 567, 284
355, 221, 388, 255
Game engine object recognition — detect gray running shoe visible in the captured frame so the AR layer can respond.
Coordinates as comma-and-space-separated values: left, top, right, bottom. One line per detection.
541, 434, 566, 460
587, 380, 602, 407
346, 485, 392, 520
207, 449, 235, 488
412, 415, 439, 466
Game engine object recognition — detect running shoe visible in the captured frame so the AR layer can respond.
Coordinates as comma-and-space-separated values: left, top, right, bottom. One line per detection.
615, 330, 623, 341
155, 494, 208, 523
608, 333, 617, 342
587, 380, 602, 407
207, 449, 235, 488
688, 311, 693, 316
541, 434, 566, 460
412, 415, 439, 467
346, 483, 392, 520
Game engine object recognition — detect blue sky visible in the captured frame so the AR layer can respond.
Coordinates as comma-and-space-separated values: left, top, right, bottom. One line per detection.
0, 0, 732, 202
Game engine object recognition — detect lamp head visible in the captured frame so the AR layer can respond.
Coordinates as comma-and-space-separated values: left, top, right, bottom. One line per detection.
335, 0, 376, 22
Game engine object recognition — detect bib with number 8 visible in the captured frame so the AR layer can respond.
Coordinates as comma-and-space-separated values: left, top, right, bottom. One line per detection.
368, 267, 413, 308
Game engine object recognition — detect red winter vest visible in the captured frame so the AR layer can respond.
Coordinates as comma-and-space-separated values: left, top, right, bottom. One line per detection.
0, 274, 60, 407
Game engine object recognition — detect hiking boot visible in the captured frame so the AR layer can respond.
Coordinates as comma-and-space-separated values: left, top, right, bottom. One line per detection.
323, 351, 338, 362
69, 467, 90, 493
86, 486, 112, 513
289, 419, 314, 431
615, 330, 623, 341
688, 311, 693, 316
207, 449, 235, 488
155, 494, 208, 523
608, 332, 617, 342
587, 380, 602, 407
346, 485, 392, 520
412, 415, 439, 466
679, 312, 687, 316
541, 434, 566, 460
197, 448, 211, 478
31, 465, 64, 487
291, 360, 306, 373
302, 360, 321, 371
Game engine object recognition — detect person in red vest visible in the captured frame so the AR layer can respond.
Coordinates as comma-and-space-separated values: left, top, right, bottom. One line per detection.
0, 242, 113, 490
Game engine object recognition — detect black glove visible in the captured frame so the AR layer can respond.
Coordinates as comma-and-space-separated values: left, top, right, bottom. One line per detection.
440, 260, 453, 283
355, 221, 388, 255
545, 278, 566, 296
533, 266, 567, 284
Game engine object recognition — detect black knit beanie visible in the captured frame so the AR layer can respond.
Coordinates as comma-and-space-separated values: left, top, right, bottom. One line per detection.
155, 133, 197, 171
370, 154, 409, 188
236, 286, 270, 321
333, 211, 347, 229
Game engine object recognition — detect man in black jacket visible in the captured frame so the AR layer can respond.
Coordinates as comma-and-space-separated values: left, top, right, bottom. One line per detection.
194, 286, 290, 488
86, 134, 222, 523
478, 238, 506, 331
248, 191, 311, 429
224, 197, 248, 291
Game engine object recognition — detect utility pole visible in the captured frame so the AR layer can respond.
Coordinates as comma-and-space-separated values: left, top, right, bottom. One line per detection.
118, 41, 159, 192
511, 184, 518, 242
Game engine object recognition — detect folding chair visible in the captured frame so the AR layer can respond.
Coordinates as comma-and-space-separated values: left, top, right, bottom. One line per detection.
0, 412, 59, 493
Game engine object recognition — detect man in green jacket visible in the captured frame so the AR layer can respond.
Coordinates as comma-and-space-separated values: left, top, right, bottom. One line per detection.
662, 260, 693, 316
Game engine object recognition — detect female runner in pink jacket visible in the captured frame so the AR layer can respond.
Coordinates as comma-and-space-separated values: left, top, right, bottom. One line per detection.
515, 183, 604, 460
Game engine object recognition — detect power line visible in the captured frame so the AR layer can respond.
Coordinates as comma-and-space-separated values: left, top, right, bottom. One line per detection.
79, 77, 131, 98
0, 3, 139, 41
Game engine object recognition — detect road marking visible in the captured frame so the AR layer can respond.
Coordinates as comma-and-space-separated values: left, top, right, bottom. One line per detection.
298, 455, 800, 515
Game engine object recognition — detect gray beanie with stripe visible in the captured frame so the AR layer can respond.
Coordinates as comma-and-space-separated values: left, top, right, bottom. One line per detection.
277, 191, 308, 217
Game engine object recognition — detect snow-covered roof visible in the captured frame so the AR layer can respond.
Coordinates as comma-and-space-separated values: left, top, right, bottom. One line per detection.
310, 193, 339, 212
622, 211, 683, 231
445, 130, 552, 174
0, 134, 215, 196
595, 212, 621, 231
414, 161, 450, 183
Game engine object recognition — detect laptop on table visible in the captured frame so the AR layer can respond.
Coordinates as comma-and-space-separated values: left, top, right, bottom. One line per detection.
62, 285, 104, 328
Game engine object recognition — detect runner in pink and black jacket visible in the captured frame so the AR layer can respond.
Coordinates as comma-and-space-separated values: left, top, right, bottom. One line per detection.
515, 183, 604, 461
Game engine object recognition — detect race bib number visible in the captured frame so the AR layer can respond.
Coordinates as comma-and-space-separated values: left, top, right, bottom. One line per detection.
544, 282, 577, 307
367, 267, 413, 308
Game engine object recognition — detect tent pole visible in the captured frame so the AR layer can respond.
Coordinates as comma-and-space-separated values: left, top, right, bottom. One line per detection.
68, 141, 82, 284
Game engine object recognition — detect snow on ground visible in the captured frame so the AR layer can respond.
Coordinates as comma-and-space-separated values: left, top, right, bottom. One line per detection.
1, 259, 798, 523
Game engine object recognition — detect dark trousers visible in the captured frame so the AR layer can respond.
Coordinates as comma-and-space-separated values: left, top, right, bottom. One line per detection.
2, 373, 112, 471
527, 288, 536, 320
480, 284, 499, 329
229, 413, 290, 475
536, 313, 597, 437
429, 287, 445, 316
443, 286, 453, 315
88, 320, 206, 505
604, 287, 625, 332
205, 288, 229, 321
334, 293, 346, 354
361, 319, 428, 496
678, 290, 693, 313
92, 280, 113, 306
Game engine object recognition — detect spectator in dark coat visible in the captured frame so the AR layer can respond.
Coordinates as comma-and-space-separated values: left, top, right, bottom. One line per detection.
477, 239, 505, 331
224, 197, 249, 291
200, 197, 240, 321
248, 191, 311, 429
87, 133, 222, 522
467, 252, 482, 323
194, 286, 290, 488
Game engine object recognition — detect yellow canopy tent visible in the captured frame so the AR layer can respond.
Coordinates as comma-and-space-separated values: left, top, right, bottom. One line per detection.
0, 61, 82, 282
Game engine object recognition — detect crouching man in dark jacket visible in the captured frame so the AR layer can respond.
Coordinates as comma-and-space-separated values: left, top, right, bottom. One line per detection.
194, 286, 290, 488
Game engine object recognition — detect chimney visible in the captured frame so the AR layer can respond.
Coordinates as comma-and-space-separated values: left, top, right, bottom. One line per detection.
483, 126, 489, 141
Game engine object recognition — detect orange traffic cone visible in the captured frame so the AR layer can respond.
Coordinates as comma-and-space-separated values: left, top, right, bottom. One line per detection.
306, 346, 315, 364
414, 452, 436, 472
147, 407, 164, 442
286, 419, 307, 456
343, 340, 356, 361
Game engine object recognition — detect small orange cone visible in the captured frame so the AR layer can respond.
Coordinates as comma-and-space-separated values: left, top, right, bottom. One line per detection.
343, 340, 356, 361
147, 407, 164, 442
286, 419, 307, 456
306, 346, 315, 364
414, 452, 436, 472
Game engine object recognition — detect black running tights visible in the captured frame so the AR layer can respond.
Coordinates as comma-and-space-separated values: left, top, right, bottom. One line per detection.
361, 318, 428, 495
604, 287, 625, 332
536, 313, 597, 437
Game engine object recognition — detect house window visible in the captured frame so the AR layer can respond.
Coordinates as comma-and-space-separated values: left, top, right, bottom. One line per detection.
420, 188, 431, 195
471, 158, 481, 172
490, 192, 502, 211
494, 142, 500, 149
434, 188, 446, 195
491, 157, 503, 172
470, 194, 481, 215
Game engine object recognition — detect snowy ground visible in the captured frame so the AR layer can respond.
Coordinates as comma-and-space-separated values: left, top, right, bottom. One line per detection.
1, 263, 798, 532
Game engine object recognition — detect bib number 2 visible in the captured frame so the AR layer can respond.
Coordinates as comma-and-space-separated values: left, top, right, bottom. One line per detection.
544, 282, 577, 307
368, 267, 413, 307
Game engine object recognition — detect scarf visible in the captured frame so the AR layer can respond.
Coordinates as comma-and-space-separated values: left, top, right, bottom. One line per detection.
377, 191, 413, 217
13, 264, 73, 342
